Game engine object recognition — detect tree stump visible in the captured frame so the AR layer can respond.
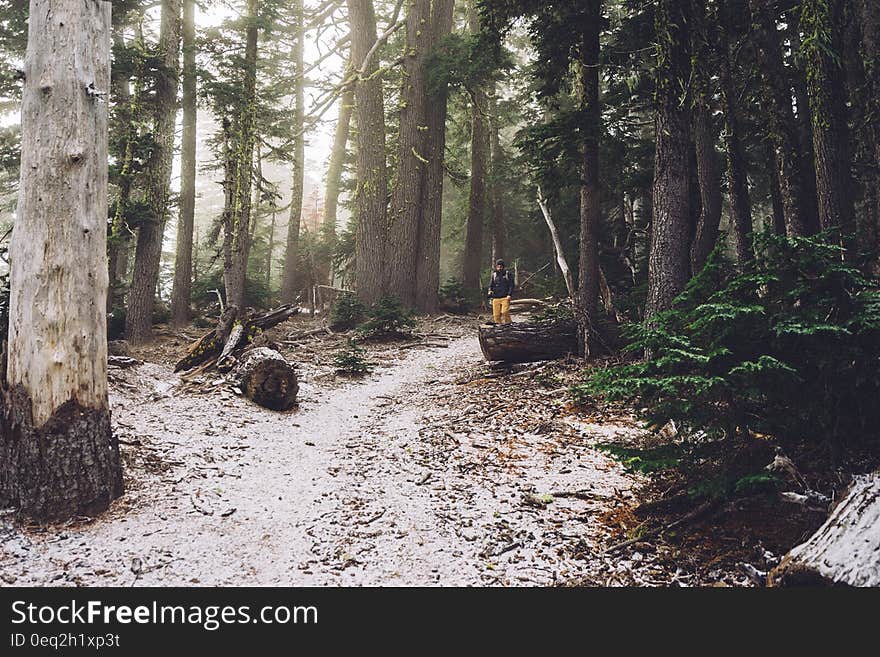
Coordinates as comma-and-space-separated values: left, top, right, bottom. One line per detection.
478, 320, 578, 363
232, 347, 298, 411
769, 472, 880, 586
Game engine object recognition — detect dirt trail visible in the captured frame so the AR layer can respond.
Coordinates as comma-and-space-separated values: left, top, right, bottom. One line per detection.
1, 335, 643, 586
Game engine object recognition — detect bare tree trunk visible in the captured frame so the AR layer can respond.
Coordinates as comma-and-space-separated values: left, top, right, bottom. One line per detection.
801, 0, 855, 235
281, 0, 306, 305
462, 3, 489, 292
717, 0, 753, 265
414, 0, 455, 314
1, 0, 123, 521
576, 0, 602, 355
385, 0, 431, 308
225, 0, 259, 309
347, 0, 388, 305
748, 0, 809, 237
323, 62, 354, 249
171, 0, 197, 327
537, 189, 575, 298
490, 91, 507, 265
126, 0, 180, 343
857, 0, 880, 261
646, 0, 692, 320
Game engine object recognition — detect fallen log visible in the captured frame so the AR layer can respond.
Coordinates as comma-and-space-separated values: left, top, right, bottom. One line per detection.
232, 347, 298, 411
478, 320, 578, 363
174, 304, 299, 373
769, 472, 880, 587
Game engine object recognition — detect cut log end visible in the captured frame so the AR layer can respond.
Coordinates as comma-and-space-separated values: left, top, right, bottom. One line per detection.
233, 347, 298, 411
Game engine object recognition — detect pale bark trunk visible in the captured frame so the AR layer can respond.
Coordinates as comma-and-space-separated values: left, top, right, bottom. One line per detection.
490, 92, 507, 265
126, 0, 180, 343
347, 0, 388, 305
281, 0, 306, 305
2, 0, 123, 521
323, 63, 354, 246
171, 0, 197, 327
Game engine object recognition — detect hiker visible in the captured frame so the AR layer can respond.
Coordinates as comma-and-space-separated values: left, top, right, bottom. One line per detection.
487, 259, 514, 324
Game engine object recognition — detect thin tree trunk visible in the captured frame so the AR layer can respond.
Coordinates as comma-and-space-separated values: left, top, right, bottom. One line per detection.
717, 0, 753, 264
748, 0, 809, 237
857, 0, 880, 260
801, 0, 855, 235
2, 0, 123, 521
126, 0, 180, 343
385, 0, 431, 308
537, 189, 575, 299
266, 209, 276, 288
323, 62, 354, 249
462, 2, 489, 292
577, 0, 602, 355
688, 0, 722, 273
646, 0, 692, 320
108, 26, 132, 315
171, 0, 197, 327
281, 0, 306, 305
347, 0, 388, 305
225, 0, 259, 309
490, 91, 507, 264
415, 0, 455, 314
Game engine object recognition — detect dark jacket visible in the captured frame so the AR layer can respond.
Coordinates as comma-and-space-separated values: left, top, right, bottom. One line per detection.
488, 268, 514, 298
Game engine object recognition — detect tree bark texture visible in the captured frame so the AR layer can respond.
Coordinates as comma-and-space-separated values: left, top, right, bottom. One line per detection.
281, 0, 306, 305
347, 0, 388, 305
323, 64, 354, 248
2, 0, 123, 520
414, 0, 455, 314
126, 0, 180, 343
385, 0, 431, 308
171, 0, 197, 327
233, 347, 298, 411
646, 0, 692, 320
489, 93, 507, 265
478, 320, 578, 363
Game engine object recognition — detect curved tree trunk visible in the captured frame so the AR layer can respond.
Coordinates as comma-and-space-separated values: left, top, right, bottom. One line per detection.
646, 0, 692, 320
415, 0, 455, 314
348, 0, 388, 305
171, 0, 197, 327
126, 0, 180, 344
2, 0, 123, 521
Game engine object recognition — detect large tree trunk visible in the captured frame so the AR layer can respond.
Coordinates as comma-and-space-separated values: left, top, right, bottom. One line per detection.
462, 2, 489, 293
233, 347, 298, 411
800, 0, 855, 235
1, 0, 123, 521
126, 0, 180, 344
224, 0, 259, 309
385, 0, 431, 308
856, 0, 880, 263
576, 0, 602, 356
717, 0, 754, 265
171, 0, 197, 327
281, 0, 306, 305
645, 0, 692, 320
770, 472, 880, 586
478, 320, 578, 363
347, 0, 388, 305
748, 0, 809, 238
415, 0, 455, 314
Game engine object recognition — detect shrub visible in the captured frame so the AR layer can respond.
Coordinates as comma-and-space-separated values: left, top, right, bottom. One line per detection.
333, 339, 372, 375
357, 296, 415, 338
439, 278, 474, 313
576, 231, 880, 447
329, 292, 366, 331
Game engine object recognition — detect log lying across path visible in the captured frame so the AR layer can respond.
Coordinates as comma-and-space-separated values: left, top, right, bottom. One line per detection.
232, 347, 298, 411
478, 319, 578, 363
770, 471, 880, 586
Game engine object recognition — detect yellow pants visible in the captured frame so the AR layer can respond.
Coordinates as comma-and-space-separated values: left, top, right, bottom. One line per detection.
492, 296, 512, 324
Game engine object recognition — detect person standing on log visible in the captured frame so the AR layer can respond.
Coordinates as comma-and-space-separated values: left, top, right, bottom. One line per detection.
487, 259, 515, 324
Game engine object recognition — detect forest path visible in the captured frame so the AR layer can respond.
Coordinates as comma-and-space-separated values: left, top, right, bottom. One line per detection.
1, 335, 642, 586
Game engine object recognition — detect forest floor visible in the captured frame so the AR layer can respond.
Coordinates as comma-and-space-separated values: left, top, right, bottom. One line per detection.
0, 313, 822, 586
